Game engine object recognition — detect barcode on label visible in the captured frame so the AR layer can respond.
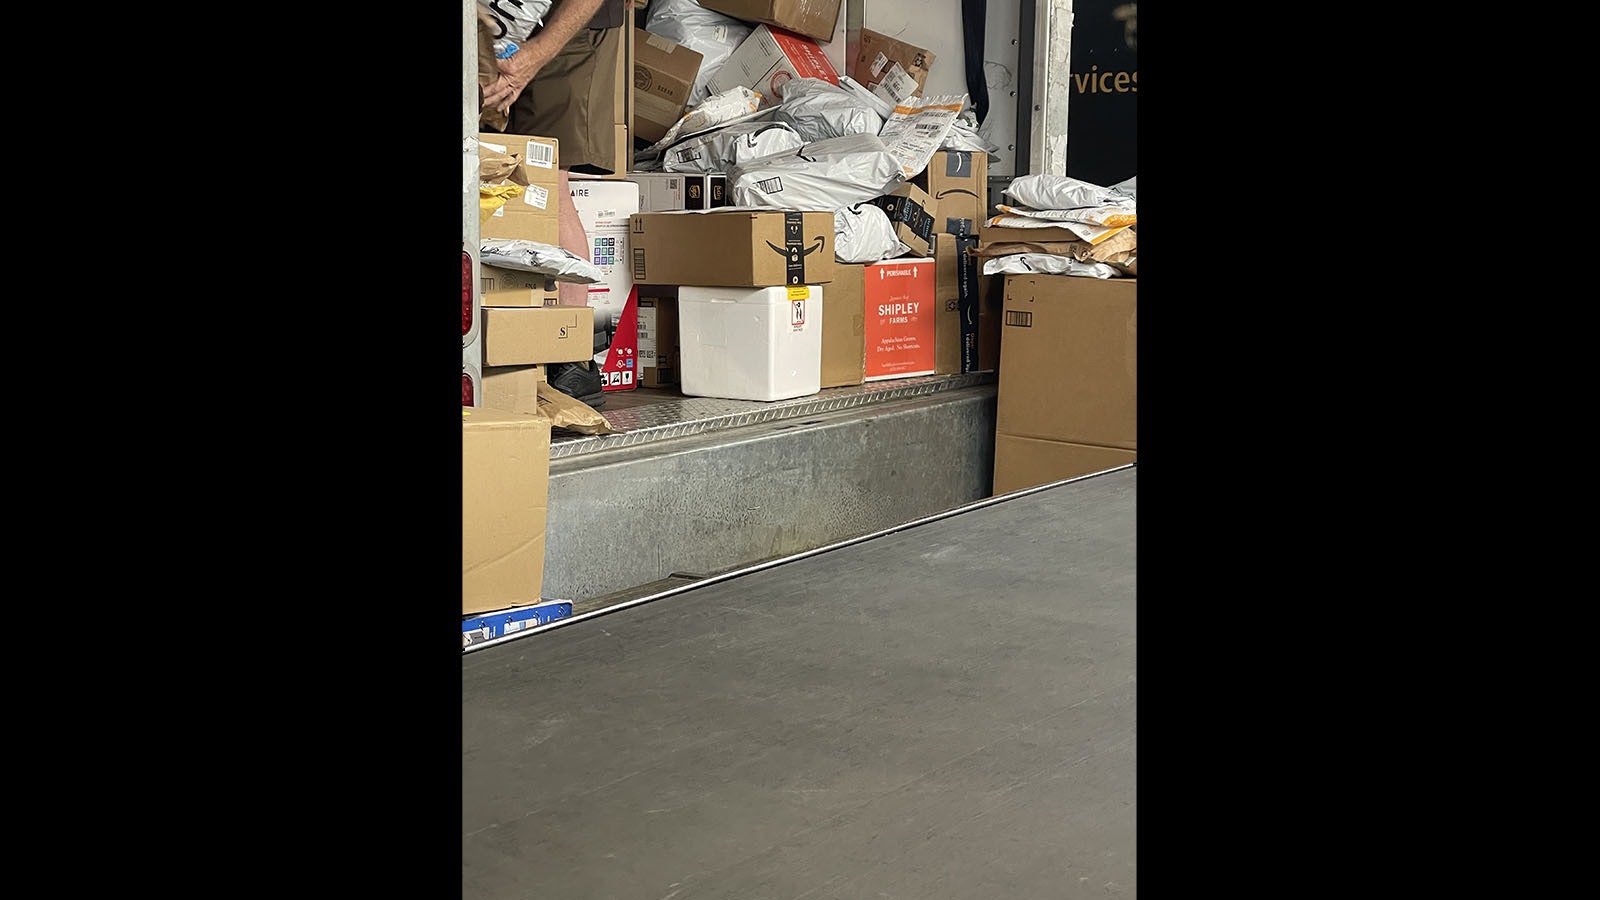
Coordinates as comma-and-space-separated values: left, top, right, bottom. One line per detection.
914, 122, 941, 135
525, 141, 554, 168
756, 176, 783, 193
676, 148, 703, 163
632, 248, 647, 280
1004, 310, 1033, 327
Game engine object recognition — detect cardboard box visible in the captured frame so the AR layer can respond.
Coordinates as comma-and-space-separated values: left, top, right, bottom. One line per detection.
933, 234, 961, 375
629, 209, 835, 286
482, 365, 549, 415
633, 29, 704, 144
977, 270, 1002, 372
480, 264, 553, 295
609, 123, 631, 178
704, 24, 840, 109
482, 306, 596, 366
851, 29, 935, 105
996, 275, 1136, 448
821, 262, 866, 388
915, 150, 990, 236
699, 0, 843, 42
863, 257, 936, 381
866, 183, 938, 258
625, 172, 729, 211
570, 178, 642, 390
993, 435, 1138, 495
618, 11, 632, 155
483, 287, 560, 308
477, 132, 561, 244
463, 408, 551, 614
927, 231, 986, 374
480, 264, 558, 307
481, 203, 560, 245
637, 294, 679, 387
478, 133, 560, 184
678, 284, 824, 401
463, 600, 574, 649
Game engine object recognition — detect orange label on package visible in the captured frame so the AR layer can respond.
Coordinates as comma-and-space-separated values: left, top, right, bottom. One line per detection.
862, 259, 936, 381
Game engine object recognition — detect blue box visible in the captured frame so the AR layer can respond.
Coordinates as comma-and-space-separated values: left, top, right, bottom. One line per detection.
462, 600, 573, 648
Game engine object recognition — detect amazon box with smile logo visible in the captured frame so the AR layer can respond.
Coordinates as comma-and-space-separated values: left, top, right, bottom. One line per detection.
627, 209, 835, 287
913, 150, 990, 236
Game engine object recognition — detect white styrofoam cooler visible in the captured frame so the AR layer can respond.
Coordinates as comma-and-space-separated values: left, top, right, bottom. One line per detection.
678, 284, 824, 402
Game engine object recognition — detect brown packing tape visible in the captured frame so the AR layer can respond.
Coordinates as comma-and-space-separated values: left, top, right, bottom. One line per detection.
536, 381, 618, 435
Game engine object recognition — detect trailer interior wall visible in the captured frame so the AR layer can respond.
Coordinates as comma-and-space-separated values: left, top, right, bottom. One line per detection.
844, 0, 1038, 178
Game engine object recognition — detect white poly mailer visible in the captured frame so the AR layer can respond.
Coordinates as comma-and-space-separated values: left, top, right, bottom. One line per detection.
876, 94, 967, 180
941, 110, 1002, 161
480, 239, 603, 283
981, 254, 1126, 279
477, 0, 553, 55
833, 203, 909, 263
1004, 174, 1138, 212
663, 121, 804, 174
771, 77, 885, 142
729, 133, 905, 211
637, 86, 765, 161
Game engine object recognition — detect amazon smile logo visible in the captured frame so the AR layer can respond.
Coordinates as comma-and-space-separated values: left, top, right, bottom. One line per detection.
765, 237, 827, 260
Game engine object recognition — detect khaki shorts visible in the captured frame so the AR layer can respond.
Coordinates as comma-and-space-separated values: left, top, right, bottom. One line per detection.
506, 27, 623, 174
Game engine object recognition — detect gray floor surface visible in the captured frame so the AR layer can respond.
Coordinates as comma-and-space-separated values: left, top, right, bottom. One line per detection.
463, 467, 1137, 899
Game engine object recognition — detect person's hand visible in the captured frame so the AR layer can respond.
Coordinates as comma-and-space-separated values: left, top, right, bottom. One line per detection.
482, 38, 558, 115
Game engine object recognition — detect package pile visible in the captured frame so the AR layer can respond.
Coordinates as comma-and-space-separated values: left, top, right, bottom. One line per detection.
633, 1, 1003, 274
592, 0, 1016, 405
977, 174, 1138, 279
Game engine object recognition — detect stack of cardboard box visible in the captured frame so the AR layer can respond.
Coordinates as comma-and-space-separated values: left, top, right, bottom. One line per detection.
991, 274, 1137, 493
978, 174, 1138, 491
630, 209, 838, 401
463, 406, 553, 615
476, 136, 601, 412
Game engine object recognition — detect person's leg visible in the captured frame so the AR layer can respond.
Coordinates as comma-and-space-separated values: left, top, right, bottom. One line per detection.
508, 26, 623, 174
509, 28, 598, 168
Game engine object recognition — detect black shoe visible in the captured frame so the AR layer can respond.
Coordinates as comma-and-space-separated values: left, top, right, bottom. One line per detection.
548, 361, 605, 409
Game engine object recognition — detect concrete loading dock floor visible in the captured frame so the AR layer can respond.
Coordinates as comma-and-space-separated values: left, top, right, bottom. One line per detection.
463, 466, 1137, 898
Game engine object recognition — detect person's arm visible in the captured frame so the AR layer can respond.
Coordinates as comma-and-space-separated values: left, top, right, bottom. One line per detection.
482, 0, 608, 115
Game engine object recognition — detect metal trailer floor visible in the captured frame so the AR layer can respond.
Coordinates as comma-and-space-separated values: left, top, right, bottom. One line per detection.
463, 467, 1137, 899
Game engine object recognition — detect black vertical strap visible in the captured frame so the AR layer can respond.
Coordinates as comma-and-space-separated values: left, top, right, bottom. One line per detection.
1014, 0, 1035, 175
962, 0, 990, 125
784, 212, 804, 285
956, 235, 980, 372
